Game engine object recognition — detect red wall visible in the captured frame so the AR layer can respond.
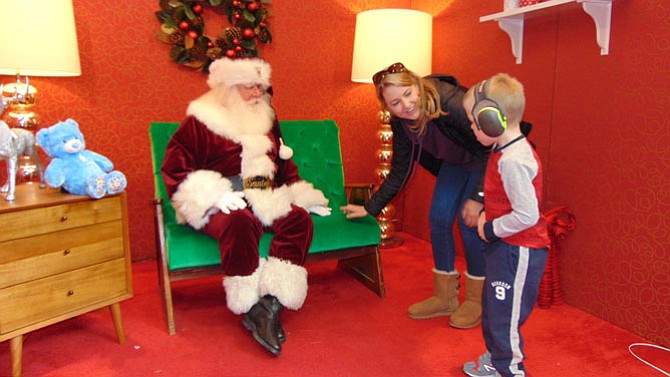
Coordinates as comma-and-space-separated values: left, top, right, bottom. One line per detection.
419, 0, 669, 347
2, 0, 666, 347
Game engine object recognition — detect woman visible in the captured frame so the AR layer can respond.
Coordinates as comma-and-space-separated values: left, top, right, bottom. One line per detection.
341, 62, 491, 329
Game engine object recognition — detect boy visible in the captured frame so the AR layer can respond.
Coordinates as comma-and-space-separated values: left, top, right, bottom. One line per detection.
461, 73, 550, 377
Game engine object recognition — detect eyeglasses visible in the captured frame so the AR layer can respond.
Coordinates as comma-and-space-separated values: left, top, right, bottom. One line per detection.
372, 62, 407, 84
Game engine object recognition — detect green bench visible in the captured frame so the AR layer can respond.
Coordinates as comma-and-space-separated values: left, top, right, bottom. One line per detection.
150, 120, 384, 334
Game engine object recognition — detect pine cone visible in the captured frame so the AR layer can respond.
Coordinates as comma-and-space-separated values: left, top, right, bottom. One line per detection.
224, 27, 241, 41
215, 38, 230, 49
258, 28, 270, 43
190, 44, 206, 59
169, 30, 186, 44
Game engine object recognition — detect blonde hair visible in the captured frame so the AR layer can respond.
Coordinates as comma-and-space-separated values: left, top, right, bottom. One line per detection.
374, 68, 445, 135
485, 73, 525, 126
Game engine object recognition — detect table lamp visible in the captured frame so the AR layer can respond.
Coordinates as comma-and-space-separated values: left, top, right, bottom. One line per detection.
351, 8, 432, 247
0, 0, 81, 183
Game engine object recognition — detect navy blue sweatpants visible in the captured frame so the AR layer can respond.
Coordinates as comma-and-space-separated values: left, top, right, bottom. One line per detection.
481, 241, 548, 377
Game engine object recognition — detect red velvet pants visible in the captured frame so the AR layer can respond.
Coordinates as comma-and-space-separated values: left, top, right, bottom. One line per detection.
201, 204, 313, 276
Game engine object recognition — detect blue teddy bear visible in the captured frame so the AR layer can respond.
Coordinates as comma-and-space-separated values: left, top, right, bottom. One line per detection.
36, 118, 127, 199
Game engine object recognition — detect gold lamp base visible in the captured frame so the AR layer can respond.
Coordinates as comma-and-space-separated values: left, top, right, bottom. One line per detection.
376, 110, 403, 249
2, 78, 42, 184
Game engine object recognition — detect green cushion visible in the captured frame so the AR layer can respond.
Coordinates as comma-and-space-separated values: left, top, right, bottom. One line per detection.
150, 120, 381, 271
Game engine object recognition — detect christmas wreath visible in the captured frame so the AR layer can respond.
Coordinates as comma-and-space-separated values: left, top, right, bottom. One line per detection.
155, 0, 272, 72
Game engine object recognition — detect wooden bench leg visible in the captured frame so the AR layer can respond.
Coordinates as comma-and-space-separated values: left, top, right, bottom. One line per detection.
10, 335, 22, 377
154, 202, 177, 335
337, 246, 385, 298
160, 274, 177, 336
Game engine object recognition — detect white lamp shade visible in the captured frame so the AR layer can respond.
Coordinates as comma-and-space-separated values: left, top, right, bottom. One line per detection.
351, 9, 432, 83
0, 0, 81, 77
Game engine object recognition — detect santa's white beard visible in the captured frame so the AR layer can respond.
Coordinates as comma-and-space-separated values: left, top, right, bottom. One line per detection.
226, 91, 276, 136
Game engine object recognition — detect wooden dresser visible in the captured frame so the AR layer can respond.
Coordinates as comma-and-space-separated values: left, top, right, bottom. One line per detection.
0, 184, 133, 377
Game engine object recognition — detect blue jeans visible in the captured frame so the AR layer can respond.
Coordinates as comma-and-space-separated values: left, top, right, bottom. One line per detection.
429, 161, 485, 277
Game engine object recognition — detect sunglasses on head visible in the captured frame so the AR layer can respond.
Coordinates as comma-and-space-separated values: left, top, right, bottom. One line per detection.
372, 62, 407, 84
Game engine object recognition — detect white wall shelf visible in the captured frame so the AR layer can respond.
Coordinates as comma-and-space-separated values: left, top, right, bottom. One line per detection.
480, 0, 612, 64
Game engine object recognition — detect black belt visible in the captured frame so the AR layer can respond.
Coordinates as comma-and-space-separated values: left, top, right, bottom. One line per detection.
243, 176, 272, 190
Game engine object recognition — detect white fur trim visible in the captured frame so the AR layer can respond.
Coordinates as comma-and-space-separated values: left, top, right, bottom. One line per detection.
186, 89, 275, 143
207, 57, 271, 89
279, 143, 293, 160
465, 271, 485, 280
244, 186, 293, 226
171, 170, 232, 229
433, 268, 459, 276
260, 257, 308, 310
288, 181, 329, 209
239, 134, 275, 179
223, 259, 265, 314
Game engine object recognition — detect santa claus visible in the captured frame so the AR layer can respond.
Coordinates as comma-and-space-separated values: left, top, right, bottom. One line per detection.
161, 57, 331, 356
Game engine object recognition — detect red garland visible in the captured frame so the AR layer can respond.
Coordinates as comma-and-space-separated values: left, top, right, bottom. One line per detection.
538, 206, 576, 309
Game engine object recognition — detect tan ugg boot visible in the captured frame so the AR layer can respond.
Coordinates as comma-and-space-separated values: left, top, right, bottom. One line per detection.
407, 269, 459, 319
449, 272, 484, 329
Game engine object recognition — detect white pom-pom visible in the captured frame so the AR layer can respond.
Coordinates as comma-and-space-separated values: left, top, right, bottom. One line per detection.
279, 138, 293, 160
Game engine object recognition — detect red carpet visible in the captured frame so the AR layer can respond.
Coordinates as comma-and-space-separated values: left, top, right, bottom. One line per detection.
1, 233, 667, 376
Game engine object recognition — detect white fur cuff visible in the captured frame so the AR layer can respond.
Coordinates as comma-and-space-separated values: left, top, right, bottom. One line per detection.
288, 181, 329, 209
259, 257, 308, 310
171, 170, 232, 229
222, 259, 265, 314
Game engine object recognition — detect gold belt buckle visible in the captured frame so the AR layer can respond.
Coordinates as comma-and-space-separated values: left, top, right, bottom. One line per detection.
243, 176, 272, 190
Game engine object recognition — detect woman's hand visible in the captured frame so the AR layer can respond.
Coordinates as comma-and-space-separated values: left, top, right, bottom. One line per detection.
461, 199, 483, 227
340, 204, 369, 219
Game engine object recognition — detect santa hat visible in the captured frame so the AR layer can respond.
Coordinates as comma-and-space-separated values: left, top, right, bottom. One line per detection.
207, 57, 272, 89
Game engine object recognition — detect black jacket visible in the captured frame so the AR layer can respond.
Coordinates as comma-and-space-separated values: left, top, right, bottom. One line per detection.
364, 75, 491, 216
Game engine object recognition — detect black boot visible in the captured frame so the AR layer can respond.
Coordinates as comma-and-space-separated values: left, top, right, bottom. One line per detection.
265, 295, 286, 343
277, 321, 286, 343
242, 295, 282, 356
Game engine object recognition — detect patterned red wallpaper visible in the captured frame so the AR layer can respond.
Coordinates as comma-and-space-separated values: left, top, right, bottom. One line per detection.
1, 0, 666, 348
418, 1, 670, 348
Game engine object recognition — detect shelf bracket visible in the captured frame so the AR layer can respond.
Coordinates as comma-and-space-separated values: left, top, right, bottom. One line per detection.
578, 0, 612, 55
498, 15, 524, 64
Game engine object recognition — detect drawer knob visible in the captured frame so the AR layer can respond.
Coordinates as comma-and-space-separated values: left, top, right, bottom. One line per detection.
63, 249, 71, 255
67, 290, 74, 296
60, 215, 68, 222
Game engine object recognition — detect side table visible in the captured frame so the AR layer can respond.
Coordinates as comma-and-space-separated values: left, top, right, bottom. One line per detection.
0, 184, 133, 377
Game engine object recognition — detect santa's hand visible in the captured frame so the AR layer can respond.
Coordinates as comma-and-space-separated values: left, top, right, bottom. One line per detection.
216, 191, 247, 214
308, 205, 332, 217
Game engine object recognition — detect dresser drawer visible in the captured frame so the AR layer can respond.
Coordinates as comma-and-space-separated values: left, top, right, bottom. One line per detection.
0, 221, 125, 289
0, 195, 122, 242
0, 258, 129, 335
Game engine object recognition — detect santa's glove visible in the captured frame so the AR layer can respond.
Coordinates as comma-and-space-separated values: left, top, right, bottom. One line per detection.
216, 191, 247, 214
307, 205, 332, 217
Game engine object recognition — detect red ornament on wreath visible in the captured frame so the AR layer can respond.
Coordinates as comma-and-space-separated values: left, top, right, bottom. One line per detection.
242, 28, 255, 39
154, 0, 273, 72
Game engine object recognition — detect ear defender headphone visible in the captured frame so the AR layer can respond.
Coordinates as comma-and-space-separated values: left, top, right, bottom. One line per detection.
472, 80, 507, 137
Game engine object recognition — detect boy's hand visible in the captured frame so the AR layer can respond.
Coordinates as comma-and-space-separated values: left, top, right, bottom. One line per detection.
461, 199, 483, 227
340, 204, 368, 219
477, 211, 488, 242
